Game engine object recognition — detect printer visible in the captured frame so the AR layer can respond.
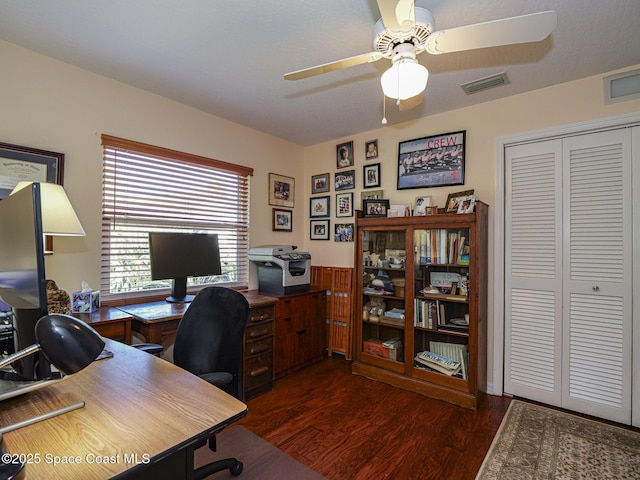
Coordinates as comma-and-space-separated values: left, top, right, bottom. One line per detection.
248, 245, 311, 295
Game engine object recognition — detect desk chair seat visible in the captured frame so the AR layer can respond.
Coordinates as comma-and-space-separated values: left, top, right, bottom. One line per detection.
174, 286, 249, 478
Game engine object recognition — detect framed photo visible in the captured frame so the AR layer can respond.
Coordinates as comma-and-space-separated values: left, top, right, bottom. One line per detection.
365, 139, 378, 160
445, 189, 475, 213
0, 142, 64, 199
335, 223, 354, 242
457, 194, 477, 214
425, 206, 438, 216
310, 195, 330, 218
311, 173, 330, 194
397, 130, 466, 190
361, 189, 382, 201
310, 219, 330, 240
336, 192, 353, 217
363, 163, 381, 188
272, 208, 292, 232
334, 170, 355, 191
414, 196, 432, 216
336, 141, 354, 169
268, 172, 295, 208
363, 199, 390, 218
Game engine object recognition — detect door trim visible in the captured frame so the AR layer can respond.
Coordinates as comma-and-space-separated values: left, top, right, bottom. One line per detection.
493, 112, 640, 396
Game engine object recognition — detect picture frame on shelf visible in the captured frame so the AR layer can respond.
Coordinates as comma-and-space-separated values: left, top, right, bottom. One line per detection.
397, 130, 466, 190
272, 208, 292, 232
365, 139, 378, 159
336, 140, 354, 169
388, 203, 412, 217
445, 189, 475, 213
0, 142, 64, 199
336, 192, 353, 217
310, 219, 330, 240
414, 196, 432, 216
268, 172, 295, 208
363, 163, 380, 188
310, 195, 330, 218
363, 199, 390, 218
335, 223, 354, 242
334, 169, 355, 191
425, 206, 438, 216
456, 194, 476, 214
311, 173, 329, 194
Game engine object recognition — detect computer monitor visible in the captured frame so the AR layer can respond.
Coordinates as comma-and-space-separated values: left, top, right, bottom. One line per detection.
0, 183, 50, 379
148, 232, 221, 303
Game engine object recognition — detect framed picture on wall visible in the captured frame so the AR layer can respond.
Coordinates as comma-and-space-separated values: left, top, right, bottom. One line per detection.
365, 139, 378, 159
336, 192, 353, 217
310, 219, 330, 240
311, 173, 330, 194
334, 170, 355, 191
310, 195, 330, 218
268, 172, 295, 208
335, 223, 354, 242
272, 208, 292, 232
363, 163, 380, 188
397, 130, 466, 190
0, 142, 64, 199
336, 141, 354, 169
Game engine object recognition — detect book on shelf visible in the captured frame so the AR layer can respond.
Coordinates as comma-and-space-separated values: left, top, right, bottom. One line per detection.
414, 350, 461, 376
414, 229, 470, 266
429, 341, 468, 380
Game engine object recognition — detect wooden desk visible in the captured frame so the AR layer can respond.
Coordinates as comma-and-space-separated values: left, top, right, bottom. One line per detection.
73, 307, 133, 344
117, 291, 278, 400
0, 339, 247, 479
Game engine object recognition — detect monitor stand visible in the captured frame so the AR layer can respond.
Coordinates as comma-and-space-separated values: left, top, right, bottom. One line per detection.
166, 278, 194, 303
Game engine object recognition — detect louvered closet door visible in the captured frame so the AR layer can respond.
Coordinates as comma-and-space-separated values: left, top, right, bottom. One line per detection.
504, 139, 564, 406
560, 129, 632, 424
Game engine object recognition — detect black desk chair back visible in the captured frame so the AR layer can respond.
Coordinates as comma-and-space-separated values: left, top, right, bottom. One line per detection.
174, 286, 249, 477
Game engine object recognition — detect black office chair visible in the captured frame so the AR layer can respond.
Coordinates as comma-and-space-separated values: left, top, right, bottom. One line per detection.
174, 286, 249, 478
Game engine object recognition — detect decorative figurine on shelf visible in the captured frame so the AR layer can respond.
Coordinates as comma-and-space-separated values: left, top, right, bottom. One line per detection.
46, 279, 72, 314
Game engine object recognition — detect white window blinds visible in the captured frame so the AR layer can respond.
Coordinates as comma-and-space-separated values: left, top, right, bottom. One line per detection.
100, 135, 252, 301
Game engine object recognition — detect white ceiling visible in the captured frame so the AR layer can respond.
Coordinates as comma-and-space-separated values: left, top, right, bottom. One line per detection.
0, 0, 639, 146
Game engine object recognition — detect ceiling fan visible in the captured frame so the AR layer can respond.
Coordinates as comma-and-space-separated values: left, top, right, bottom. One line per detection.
284, 0, 557, 110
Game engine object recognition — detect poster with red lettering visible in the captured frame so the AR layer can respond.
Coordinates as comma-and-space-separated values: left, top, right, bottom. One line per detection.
397, 130, 465, 190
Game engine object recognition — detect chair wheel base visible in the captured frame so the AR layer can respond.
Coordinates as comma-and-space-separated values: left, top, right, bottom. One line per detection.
194, 457, 243, 479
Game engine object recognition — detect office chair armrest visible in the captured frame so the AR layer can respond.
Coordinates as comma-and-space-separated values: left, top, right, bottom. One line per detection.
199, 371, 233, 388
131, 343, 164, 355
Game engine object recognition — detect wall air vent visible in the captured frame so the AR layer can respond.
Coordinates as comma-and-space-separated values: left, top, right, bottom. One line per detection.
461, 72, 510, 95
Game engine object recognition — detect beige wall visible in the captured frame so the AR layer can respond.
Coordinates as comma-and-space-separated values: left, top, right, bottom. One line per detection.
2, 38, 638, 388
0, 40, 305, 294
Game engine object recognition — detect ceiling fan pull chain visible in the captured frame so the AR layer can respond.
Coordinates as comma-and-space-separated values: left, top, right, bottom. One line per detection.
382, 92, 387, 124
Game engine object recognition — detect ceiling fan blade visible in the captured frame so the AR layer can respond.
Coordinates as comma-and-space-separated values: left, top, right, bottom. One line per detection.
377, 0, 415, 34
399, 93, 423, 111
284, 52, 384, 81
425, 10, 557, 55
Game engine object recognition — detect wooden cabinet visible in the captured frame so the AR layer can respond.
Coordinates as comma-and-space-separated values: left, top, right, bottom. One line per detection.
267, 289, 327, 378
352, 202, 488, 409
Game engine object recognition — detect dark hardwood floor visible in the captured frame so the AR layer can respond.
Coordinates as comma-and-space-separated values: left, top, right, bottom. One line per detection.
238, 356, 512, 480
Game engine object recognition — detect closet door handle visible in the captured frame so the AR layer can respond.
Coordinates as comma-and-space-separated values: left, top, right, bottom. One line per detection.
592, 285, 600, 292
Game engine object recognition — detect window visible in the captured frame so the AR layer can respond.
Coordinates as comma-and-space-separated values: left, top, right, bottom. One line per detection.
100, 135, 253, 301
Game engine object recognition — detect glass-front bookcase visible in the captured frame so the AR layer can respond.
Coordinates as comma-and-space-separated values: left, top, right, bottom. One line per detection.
353, 202, 488, 409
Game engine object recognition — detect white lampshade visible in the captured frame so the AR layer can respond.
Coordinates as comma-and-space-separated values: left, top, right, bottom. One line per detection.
381, 59, 429, 100
11, 182, 85, 236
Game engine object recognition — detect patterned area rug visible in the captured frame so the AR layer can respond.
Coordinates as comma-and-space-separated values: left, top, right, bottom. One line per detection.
476, 400, 640, 479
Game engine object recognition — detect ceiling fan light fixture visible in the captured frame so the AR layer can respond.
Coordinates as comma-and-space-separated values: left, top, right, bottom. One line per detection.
381, 58, 428, 100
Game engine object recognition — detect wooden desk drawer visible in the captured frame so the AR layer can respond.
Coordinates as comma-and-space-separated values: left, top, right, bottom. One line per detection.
244, 353, 273, 391
245, 322, 273, 340
246, 335, 273, 356
93, 322, 128, 342
248, 306, 274, 324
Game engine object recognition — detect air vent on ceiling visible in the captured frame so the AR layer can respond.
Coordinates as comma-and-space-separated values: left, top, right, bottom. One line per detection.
461, 72, 510, 95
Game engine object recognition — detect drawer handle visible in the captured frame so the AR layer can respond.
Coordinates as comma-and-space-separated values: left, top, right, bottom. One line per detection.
249, 328, 269, 338
250, 344, 269, 354
296, 328, 307, 335
250, 366, 270, 377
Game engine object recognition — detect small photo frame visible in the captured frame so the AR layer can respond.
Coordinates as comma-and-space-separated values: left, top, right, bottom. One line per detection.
457, 194, 477, 214
310, 195, 330, 218
445, 189, 475, 213
335, 223, 355, 242
336, 192, 353, 217
335, 170, 355, 191
363, 199, 390, 218
363, 163, 381, 188
365, 139, 378, 159
414, 196, 432, 215
361, 189, 382, 201
310, 219, 330, 240
336, 141, 354, 169
311, 173, 330, 194
272, 208, 292, 232
268, 172, 295, 208
425, 206, 438, 216
388, 203, 413, 217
